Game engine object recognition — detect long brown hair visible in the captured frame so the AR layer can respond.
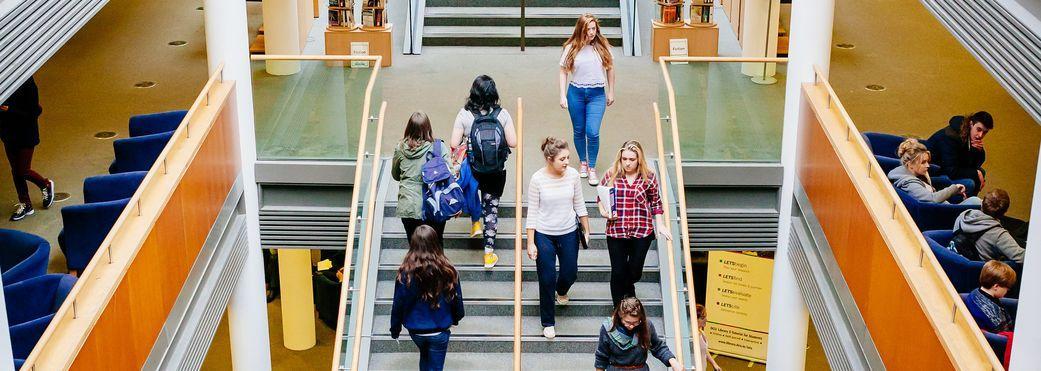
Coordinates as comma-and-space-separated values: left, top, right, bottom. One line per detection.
606, 140, 652, 186
610, 297, 652, 349
562, 14, 614, 72
403, 111, 434, 150
396, 225, 458, 308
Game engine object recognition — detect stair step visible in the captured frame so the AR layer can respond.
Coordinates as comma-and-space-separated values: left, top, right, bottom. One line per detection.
378, 248, 658, 270
383, 204, 601, 218
381, 217, 608, 235
378, 265, 661, 282
373, 300, 664, 316
425, 0, 619, 7
380, 236, 619, 250
425, 7, 620, 18
376, 281, 661, 302
371, 315, 664, 338
423, 26, 622, 39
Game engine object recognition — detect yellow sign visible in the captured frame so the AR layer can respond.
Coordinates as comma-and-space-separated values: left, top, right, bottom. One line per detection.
704, 251, 774, 363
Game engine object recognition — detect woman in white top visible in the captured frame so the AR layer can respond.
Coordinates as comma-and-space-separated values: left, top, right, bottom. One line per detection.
526, 137, 591, 339
559, 13, 616, 186
450, 75, 518, 269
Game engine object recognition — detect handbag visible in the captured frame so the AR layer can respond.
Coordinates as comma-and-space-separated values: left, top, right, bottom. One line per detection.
576, 216, 589, 250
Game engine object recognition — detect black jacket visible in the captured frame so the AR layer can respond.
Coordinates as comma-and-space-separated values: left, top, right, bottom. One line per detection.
926, 115, 985, 188
0, 77, 43, 148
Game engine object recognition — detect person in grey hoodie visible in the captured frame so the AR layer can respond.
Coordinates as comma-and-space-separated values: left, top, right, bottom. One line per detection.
887, 138, 980, 205
952, 189, 1025, 264
392, 112, 451, 243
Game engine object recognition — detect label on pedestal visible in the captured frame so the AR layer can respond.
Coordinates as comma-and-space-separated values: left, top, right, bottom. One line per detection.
669, 38, 689, 64
351, 41, 370, 68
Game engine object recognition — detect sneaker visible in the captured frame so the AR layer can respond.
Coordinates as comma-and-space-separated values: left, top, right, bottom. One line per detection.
556, 293, 570, 306
41, 179, 55, 209
470, 220, 483, 238
543, 326, 556, 339
483, 252, 499, 269
10, 203, 33, 221
579, 162, 589, 178
587, 168, 598, 186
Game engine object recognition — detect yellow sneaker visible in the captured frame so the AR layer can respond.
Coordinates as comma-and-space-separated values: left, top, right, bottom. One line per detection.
471, 220, 483, 238
483, 252, 498, 269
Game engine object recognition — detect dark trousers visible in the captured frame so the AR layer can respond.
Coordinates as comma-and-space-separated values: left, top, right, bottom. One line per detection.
402, 218, 447, 244
409, 331, 450, 371
607, 235, 655, 308
534, 229, 580, 326
4, 145, 47, 204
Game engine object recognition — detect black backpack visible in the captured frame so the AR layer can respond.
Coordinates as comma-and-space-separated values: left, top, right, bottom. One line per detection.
467, 107, 510, 174
949, 225, 998, 261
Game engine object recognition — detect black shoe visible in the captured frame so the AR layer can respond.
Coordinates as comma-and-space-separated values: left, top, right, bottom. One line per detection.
10, 203, 34, 221
41, 180, 55, 209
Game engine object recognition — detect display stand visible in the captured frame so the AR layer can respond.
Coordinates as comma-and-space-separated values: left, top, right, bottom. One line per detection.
325, 23, 393, 67
651, 20, 719, 61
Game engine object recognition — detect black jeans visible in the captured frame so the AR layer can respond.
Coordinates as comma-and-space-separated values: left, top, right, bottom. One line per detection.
607, 235, 655, 308
4, 145, 47, 204
401, 218, 447, 244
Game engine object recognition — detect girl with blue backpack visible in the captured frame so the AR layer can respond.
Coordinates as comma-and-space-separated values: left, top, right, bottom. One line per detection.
450, 75, 517, 269
393, 112, 452, 242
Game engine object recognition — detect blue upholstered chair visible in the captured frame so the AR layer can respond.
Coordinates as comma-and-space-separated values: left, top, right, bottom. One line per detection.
959, 293, 1017, 360
83, 171, 147, 204
864, 132, 905, 158
0, 229, 50, 284
923, 230, 1022, 298
895, 187, 978, 231
5, 274, 77, 360
109, 131, 174, 174
58, 198, 131, 271
128, 110, 186, 137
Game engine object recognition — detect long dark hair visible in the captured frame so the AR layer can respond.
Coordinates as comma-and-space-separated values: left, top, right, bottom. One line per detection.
960, 111, 993, 143
403, 111, 434, 149
397, 225, 458, 308
464, 75, 501, 114
610, 297, 652, 349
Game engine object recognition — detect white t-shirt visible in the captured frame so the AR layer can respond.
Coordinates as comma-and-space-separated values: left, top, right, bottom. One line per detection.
453, 107, 514, 136
560, 44, 612, 88
526, 167, 589, 235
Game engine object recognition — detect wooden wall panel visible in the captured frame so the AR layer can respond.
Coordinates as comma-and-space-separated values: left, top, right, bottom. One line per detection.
796, 93, 954, 369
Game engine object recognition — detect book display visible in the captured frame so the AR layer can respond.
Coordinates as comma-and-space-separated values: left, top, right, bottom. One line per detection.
361, 0, 387, 30
689, 0, 715, 26
654, 0, 684, 27
328, 0, 354, 30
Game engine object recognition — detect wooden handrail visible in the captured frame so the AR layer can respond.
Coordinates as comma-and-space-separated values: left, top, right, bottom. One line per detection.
347, 101, 388, 371
21, 64, 229, 370
512, 97, 524, 370
652, 102, 686, 368
251, 54, 381, 62
808, 67, 1003, 369
659, 56, 789, 63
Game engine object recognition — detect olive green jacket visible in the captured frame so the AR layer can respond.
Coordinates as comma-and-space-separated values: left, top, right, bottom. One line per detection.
391, 140, 450, 219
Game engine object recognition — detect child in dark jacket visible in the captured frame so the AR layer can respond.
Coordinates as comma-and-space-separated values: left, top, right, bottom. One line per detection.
389, 225, 465, 371
595, 297, 681, 371
964, 260, 1017, 333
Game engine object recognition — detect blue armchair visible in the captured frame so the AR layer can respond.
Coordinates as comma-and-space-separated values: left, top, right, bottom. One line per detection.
959, 293, 1017, 360
109, 131, 174, 174
5, 274, 77, 359
128, 110, 187, 137
58, 198, 131, 271
83, 171, 147, 204
864, 132, 906, 158
0, 229, 49, 284
896, 187, 978, 231
923, 230, 1022, 297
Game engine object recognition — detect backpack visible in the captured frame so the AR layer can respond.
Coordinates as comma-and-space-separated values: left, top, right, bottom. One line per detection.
467, 107, 510, 174
422, 139, 465, 222
948, 225, 998, 261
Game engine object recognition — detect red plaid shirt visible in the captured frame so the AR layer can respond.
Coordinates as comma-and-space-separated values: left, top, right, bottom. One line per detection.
599, 172, 664, 239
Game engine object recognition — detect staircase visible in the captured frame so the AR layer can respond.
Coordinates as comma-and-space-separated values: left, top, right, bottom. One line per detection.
348, 160, 677, 370
422, 0, 623, 47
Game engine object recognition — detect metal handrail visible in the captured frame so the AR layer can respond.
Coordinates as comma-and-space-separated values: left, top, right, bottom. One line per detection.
512, 97, 524, 370
347, 101, 388, 371
652, 102, 687, 368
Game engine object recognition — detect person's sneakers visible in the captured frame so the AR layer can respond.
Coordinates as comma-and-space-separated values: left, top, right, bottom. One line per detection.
543, 326, 556, 339
471, 220, 483, 238
10, 203, 33, 221
41, 179, 55, 209
556, 293, 570, 305
579, 162, 589, 178
587, 168, 599, 186
484, 252, 499, 269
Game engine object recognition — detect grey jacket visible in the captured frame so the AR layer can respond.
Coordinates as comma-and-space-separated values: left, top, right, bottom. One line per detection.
391, 140, 451, 219
887, 166, 959, 204
953, 209, 1025, 264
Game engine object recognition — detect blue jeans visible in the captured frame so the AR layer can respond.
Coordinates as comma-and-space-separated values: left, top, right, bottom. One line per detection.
409, 331, 450, 371
566, 85, 607, 168
534, 229, 580, 326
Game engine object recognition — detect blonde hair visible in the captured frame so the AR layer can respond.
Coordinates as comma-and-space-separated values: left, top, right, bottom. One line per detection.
541, 137, 569, 160
896, 138, 930, 167
606, 140, 652, 185
561, 14, 614, 72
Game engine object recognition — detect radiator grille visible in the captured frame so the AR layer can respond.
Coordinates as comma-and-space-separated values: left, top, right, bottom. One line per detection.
259, 210, 351, 248
788, 227, 856, 371
687, 211, 778, 250
181, 223, 248, 370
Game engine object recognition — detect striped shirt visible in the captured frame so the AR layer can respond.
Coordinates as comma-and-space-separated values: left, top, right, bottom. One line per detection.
526, 167, 588, 235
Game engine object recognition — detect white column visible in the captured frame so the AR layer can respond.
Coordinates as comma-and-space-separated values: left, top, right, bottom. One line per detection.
740, 0, 781, 82
262, 0, 302, 75
203, 1, 273, 370
1010, 142, 1041, 370
767, 0, 834, 370
0, 274, 13, 371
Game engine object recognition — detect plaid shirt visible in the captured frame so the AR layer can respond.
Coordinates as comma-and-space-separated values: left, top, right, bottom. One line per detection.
599, 172, 664, 239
